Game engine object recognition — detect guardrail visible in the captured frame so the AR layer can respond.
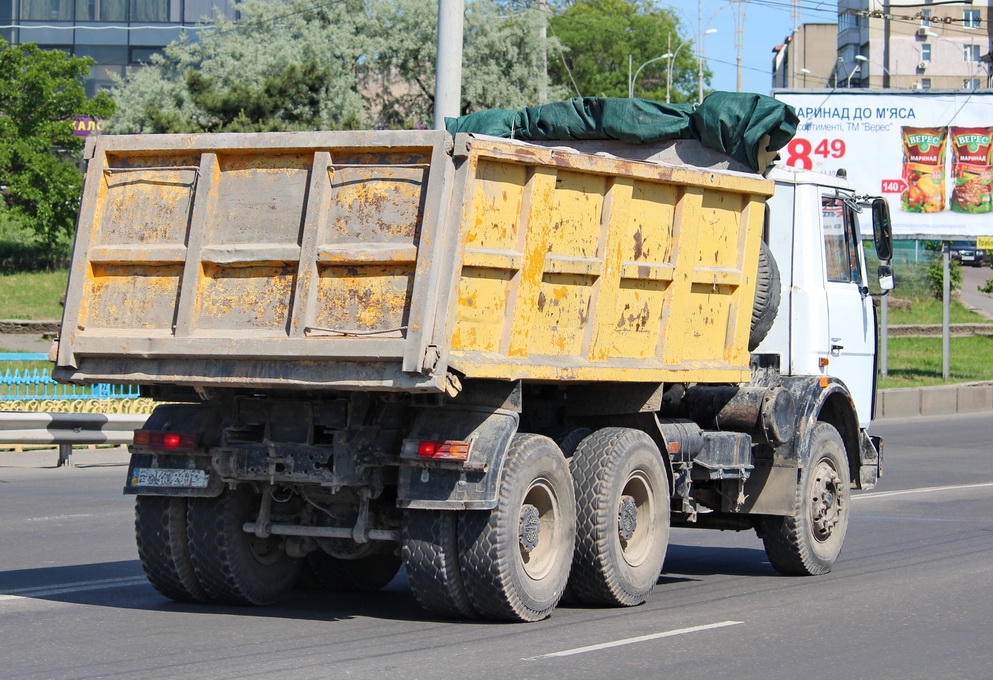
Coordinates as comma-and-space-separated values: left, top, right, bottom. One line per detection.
0, 411, 147, 466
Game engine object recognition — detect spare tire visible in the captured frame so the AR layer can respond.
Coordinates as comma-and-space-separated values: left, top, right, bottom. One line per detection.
749, 240, 781, 351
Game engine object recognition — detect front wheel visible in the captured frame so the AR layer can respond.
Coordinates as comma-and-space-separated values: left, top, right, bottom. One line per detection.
457, 434, 576, 622
759, 421, 851, 576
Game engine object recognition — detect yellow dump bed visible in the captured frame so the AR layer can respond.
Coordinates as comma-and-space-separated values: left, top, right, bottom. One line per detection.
54, 130, 773, 393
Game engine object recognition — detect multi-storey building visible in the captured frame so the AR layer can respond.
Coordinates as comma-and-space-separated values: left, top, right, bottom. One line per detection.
772, 23, 839, 88
0, 0, 235, 96
774, 1, 992, 90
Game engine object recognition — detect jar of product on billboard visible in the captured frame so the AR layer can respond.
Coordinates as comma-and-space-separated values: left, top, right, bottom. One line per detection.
950, 126, 993, 214
901, 126, 947, 213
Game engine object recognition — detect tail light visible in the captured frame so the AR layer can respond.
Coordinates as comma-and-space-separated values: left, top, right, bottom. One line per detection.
133, 430, 198, 452
415, 440, 472, 461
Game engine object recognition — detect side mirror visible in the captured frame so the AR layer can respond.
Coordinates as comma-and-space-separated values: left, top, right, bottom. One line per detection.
878, 264, 895, 292
871, 198, 893, 261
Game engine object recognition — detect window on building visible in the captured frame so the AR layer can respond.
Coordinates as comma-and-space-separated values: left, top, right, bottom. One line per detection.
922, 78, 932, 89
920, 9, 931, 27
964, 78, 982, 90
21, 0, 73, 20
965, 44, 981, 62
130, 0, 169, 21
922, 44, 931, 62
75, 0, 128, 21
964, 10, 981, 29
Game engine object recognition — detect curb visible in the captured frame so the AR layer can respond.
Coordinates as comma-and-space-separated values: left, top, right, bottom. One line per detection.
0, 319, 60, 335
877, 382, 993, 419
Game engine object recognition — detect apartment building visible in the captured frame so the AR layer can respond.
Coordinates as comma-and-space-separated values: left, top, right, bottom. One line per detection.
772, 23, 839, 88
838, 0, 991, 89
0, 0, 235, 96
774, 1, 992, 90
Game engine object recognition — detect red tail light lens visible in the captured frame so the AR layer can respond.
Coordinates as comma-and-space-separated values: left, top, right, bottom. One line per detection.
133, 430, 198, 452
416, 440, 471, 461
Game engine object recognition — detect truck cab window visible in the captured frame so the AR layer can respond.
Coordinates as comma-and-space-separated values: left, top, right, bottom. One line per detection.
821, 196, 863, 285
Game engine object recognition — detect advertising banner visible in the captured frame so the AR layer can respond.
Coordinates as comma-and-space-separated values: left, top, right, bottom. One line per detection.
773, 91, 993, 240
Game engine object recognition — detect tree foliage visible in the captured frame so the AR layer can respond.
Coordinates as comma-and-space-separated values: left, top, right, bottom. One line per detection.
110, 0, 562, 133
549, 0, 707, 103
0, 40, 115, 244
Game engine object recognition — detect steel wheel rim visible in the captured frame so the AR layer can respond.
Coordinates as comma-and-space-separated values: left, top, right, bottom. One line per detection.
618, 470, 655, 567
810, 459, 844, 542
518, 478, 560, 580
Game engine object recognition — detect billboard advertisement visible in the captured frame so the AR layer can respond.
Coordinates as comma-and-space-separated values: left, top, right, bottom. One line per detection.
773, 91, 993, 240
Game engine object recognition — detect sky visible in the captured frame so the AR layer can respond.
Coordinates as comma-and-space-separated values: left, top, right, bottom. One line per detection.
691, 0, 839, 95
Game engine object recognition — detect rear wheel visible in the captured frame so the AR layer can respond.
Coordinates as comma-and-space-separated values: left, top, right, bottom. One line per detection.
402, 510, 476, 619
134, 495, 209, 603
760, 421, 850, 576
569, 428, 669, 607
187, 486, 300, 605
458, 434, 576, 622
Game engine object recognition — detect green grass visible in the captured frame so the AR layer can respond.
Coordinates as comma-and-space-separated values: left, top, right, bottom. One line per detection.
886, 298, 993, 325
0, 270, 68, 319
879, 335, 993, 388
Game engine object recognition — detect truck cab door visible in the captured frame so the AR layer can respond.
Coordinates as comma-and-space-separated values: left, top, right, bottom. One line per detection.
821, 194, 875, 426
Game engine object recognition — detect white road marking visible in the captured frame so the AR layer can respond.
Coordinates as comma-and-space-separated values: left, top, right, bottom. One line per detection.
25, 514, 92, 522
526, 620, 744, 660
0, 576, 148, 602
854, 482, 993, 501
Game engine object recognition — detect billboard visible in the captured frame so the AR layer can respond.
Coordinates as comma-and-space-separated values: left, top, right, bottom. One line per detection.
773, 91, 993, 240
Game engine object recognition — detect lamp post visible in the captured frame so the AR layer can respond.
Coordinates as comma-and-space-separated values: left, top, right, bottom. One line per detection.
799, 67, 811, 88
855, 54, 891, 88
629, 29, 714, 102
846, 64, 862, 88
696, 27, 718, 103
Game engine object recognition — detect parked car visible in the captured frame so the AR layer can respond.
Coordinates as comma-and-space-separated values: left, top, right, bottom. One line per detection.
949, 241, 989, 267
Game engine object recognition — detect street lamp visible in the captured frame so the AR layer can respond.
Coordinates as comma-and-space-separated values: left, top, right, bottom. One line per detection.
847, 64, 862, 88
855, 54, 891, 88
630, 52, 674, 98
629, 29, 715, 102
799, 67, 811, 88
696, 28, 718, 103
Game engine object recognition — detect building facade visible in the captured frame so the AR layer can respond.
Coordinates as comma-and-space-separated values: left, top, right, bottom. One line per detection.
772, 23, 839, 88
837, 0, 992, 89
0, 0, 236, 96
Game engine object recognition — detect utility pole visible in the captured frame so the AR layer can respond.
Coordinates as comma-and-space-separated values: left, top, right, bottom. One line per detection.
433, 0, 465, 130
538, 0, 548, 104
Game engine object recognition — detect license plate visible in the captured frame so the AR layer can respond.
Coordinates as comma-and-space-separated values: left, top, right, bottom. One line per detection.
131, 468, 209, 489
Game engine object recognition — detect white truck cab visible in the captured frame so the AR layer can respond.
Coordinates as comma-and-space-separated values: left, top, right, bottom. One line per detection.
759, 165, 893, 428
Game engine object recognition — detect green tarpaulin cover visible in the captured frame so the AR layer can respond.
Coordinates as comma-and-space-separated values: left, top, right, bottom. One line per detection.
445, 92, 799, 173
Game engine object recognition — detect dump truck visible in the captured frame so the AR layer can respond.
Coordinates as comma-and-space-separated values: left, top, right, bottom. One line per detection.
53, 120, 893, 622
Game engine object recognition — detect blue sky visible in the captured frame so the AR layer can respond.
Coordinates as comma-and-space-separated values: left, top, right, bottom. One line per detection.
695, 0, 838, 94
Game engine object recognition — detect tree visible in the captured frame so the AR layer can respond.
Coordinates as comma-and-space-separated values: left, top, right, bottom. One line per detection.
549, 0, 707, 103
109, 0, 563, 133
109, 0, 373, 133
0, 40, 115, 244
369, 0, 566, 127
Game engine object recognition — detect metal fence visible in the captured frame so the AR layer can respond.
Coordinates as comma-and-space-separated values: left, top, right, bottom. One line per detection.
0, 353, 141, 401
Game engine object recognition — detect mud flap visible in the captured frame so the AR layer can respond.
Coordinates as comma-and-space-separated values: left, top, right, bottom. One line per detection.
397, 406, 519, 510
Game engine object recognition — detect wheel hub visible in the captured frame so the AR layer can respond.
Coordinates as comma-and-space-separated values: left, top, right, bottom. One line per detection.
811, 463, 844, 540
617, 495, 638, 541
519, 503, 541, 553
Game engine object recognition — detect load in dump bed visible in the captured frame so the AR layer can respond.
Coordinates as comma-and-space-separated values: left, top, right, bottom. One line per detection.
53, 95, 887, 623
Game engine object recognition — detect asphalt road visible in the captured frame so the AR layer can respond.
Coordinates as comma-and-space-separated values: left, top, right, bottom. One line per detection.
1, 414, 991, 680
